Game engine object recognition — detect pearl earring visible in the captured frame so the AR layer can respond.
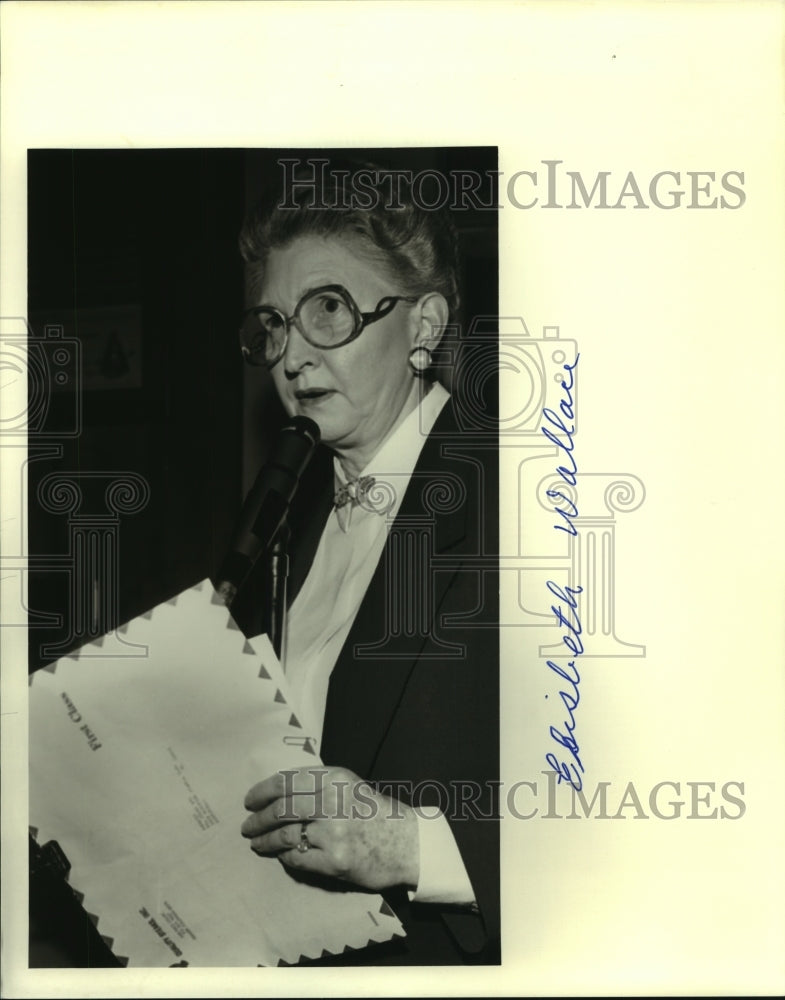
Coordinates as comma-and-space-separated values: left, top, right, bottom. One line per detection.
408, 345, 432, 375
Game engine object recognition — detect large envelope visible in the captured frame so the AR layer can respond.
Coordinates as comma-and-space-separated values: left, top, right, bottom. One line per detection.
28, 581, 403, 967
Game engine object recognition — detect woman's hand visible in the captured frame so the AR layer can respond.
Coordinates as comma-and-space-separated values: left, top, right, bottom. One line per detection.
241, 766, 419, 892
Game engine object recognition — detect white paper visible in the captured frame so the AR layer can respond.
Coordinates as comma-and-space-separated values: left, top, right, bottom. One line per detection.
3, 3, 785, 997
28, 580, 403, 967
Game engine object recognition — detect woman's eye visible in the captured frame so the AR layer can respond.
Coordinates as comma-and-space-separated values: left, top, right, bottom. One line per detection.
263, 314, 284, 332
302, 293, 352, 337
314, 295, 342, 315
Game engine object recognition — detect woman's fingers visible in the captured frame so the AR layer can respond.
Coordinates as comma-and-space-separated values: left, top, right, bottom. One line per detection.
250, 820, 319, 857
243, 766, 341, 811
243, 770, 289, 811
241, 766, 420, 890
241, 792, 324, 838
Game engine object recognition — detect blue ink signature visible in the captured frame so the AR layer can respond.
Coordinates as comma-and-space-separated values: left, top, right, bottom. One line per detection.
542, 355, 585, 791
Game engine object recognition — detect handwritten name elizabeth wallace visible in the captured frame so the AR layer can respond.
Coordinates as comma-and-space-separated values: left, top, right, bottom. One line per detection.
541, 354, 585, 791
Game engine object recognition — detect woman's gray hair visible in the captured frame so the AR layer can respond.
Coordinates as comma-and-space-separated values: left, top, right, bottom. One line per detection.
239, 158, 461, 321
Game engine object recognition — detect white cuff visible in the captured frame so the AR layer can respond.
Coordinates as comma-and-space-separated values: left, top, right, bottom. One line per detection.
407, 806, 476, 907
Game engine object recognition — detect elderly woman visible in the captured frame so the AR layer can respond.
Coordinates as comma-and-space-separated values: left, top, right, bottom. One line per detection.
231, 159, 499, 966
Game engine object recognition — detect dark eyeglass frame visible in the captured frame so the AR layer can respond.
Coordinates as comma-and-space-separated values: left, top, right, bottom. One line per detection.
239, 284, 419, 369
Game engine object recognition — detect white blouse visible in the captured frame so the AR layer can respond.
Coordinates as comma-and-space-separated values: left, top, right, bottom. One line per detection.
283, 381, 475, 906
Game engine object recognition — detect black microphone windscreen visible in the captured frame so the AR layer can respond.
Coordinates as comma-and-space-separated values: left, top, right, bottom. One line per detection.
216, 415, 320, 604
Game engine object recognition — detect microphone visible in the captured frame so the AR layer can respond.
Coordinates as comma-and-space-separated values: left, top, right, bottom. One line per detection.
216, 415, 320, 606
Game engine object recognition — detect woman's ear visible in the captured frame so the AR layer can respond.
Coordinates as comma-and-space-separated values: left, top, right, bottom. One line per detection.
411, 292, 449, 351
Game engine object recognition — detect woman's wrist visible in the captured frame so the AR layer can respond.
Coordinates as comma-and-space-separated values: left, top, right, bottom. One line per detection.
392, 799, 420, 891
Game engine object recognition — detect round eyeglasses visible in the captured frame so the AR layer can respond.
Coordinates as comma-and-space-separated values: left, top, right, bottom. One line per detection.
239, 284, 418, 369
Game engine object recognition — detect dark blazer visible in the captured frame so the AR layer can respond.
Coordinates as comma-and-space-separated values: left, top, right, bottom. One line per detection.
232, 399, 500, 965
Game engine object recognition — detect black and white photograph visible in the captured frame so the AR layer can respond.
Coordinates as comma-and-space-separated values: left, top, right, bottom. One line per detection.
25, 146, 500, 968
2, 2, 784, 997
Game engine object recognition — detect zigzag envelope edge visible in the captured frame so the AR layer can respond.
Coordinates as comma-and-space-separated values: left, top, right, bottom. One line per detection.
29, 579, 404, 966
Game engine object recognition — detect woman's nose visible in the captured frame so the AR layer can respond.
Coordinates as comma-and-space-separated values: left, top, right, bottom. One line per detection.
282, 322, 319, 378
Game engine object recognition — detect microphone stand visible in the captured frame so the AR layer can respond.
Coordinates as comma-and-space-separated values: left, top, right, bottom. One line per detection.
267, 518, 290, 670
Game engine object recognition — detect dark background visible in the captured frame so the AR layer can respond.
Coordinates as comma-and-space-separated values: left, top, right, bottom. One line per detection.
27, 149, 246, 670
27, 147, 498, 670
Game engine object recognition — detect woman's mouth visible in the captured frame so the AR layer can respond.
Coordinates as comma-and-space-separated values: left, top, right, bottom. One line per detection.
294, 388, 334, 405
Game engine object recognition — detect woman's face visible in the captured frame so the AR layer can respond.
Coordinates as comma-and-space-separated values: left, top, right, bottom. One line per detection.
259, 235, 419, 466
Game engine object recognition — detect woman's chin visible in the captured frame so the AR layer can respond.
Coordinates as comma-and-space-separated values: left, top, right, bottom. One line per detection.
295, 414, 341, 449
